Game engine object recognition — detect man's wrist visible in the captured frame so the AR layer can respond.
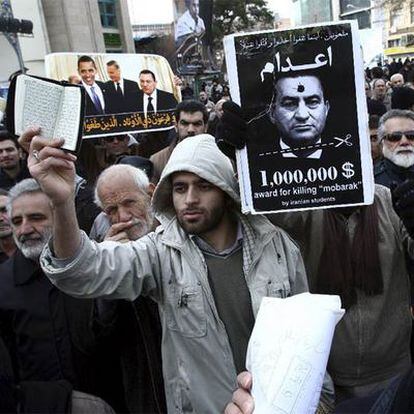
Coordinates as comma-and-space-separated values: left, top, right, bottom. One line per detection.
51, 196, 76, 211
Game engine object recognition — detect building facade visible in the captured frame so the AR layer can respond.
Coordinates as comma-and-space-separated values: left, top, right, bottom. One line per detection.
292, 0, 333, 25
383, 1, 414, 60
0, 0, 134, 81
292, 0, 384, 66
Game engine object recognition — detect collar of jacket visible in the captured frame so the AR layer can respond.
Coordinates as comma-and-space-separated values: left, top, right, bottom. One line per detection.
74, 174, 86, 196
13, 249, 42, 286
155, 211, 278, 275
383, 158, 414, 178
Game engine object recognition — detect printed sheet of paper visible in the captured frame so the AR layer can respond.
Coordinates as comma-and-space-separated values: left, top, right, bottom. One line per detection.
15, 75, 63, 140
224, 21, 374, 214
246, 293, 344, 414
14, 75, 81, 152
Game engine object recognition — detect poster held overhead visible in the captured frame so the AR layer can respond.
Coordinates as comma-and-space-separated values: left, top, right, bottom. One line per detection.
224, 21, 374, 214
45, 53, 180, 138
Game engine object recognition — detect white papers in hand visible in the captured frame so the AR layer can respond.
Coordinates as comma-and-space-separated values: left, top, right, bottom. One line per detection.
246, 293, 345, 414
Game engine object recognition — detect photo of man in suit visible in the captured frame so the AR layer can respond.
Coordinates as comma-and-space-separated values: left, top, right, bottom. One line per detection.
105, 60, 140, 114
77, 55, 108, 116
268, 73, 330, 159
247, 71, 331, 160
175, 0, 205, 47
137, 69, 178, 117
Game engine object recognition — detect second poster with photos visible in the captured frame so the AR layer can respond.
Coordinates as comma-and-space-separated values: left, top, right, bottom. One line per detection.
45, 53, 181, 138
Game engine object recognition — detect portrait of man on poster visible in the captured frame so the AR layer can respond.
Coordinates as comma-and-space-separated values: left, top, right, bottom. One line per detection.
175, 0, 205, 47
268, 72, 330, 159
247, 47, 335, 160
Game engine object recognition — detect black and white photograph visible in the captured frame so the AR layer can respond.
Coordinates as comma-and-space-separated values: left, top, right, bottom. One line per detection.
225, 21, 374, 213
174, 0, 205, 48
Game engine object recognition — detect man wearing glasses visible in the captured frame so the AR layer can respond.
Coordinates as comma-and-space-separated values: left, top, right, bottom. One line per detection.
375, 109, 414, 188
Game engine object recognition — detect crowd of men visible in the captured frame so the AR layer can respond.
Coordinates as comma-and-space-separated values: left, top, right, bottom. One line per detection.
2, 58, 414, 414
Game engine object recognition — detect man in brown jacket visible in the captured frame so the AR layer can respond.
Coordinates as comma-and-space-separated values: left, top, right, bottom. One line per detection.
149, 100, 208, 183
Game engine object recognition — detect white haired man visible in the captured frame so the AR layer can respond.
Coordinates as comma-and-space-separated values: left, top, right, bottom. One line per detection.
390, 73, 405, 89
90, 164, 155, 242
90, 164, 166, 413
374, 109, 414, 187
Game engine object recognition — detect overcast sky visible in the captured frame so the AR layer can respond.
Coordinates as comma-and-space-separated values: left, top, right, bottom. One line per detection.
128, 0, 293, 25
267, 0, 293, 19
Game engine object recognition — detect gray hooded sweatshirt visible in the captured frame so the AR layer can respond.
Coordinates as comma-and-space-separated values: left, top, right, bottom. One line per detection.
41, 134, 309, 413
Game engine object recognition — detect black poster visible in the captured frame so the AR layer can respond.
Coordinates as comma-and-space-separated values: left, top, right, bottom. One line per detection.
224, 21, 374, 214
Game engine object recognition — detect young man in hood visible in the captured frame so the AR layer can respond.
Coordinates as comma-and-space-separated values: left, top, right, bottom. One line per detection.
22, 129, 324, 412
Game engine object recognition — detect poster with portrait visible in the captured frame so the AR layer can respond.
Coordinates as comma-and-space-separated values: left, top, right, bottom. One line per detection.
174, 0, 208, 48
224, 21, 374, 214
45, 53, 181, 138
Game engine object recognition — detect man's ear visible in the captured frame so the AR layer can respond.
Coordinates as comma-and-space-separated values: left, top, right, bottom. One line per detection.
147, 182, 156, 198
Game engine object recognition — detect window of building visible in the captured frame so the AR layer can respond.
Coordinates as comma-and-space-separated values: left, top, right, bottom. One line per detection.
388, 38, 401, 47
411, 1, 414, 24
390, 7, 403, 28
340, 10, 371, 29
98, 0, 118, 28
340, 0, 370, 15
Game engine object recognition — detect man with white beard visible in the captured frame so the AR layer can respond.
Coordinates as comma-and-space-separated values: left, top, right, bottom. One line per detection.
89, 164, 167, 413
0, 178, 120, 411
89, 164, 155, 242
375, 110, 414, 187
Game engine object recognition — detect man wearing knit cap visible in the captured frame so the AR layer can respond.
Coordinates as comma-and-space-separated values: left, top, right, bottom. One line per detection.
391, 86, 414, 111
18, 127, 330, 413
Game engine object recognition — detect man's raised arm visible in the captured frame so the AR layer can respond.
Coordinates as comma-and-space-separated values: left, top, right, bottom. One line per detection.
20, 127, 81, 258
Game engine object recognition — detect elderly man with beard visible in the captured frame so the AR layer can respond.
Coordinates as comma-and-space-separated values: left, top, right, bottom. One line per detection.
89, 164, 166, 414
89, 164, 155, 242
375, 110, 414, 187
0, 179, 125, 412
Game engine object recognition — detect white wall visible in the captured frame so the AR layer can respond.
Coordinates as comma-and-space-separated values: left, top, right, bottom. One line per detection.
0, 0, 49, 81
0, 34, 21, 81
10, 0, 49, 76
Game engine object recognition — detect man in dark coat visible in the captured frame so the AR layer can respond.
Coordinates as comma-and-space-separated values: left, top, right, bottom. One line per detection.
0, 132, 30, 191
137, 69, 178, 116
77, 55, 108, 116
0, 178, 125, 411
104, 60, 140, 114
374, 109, 414, 187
